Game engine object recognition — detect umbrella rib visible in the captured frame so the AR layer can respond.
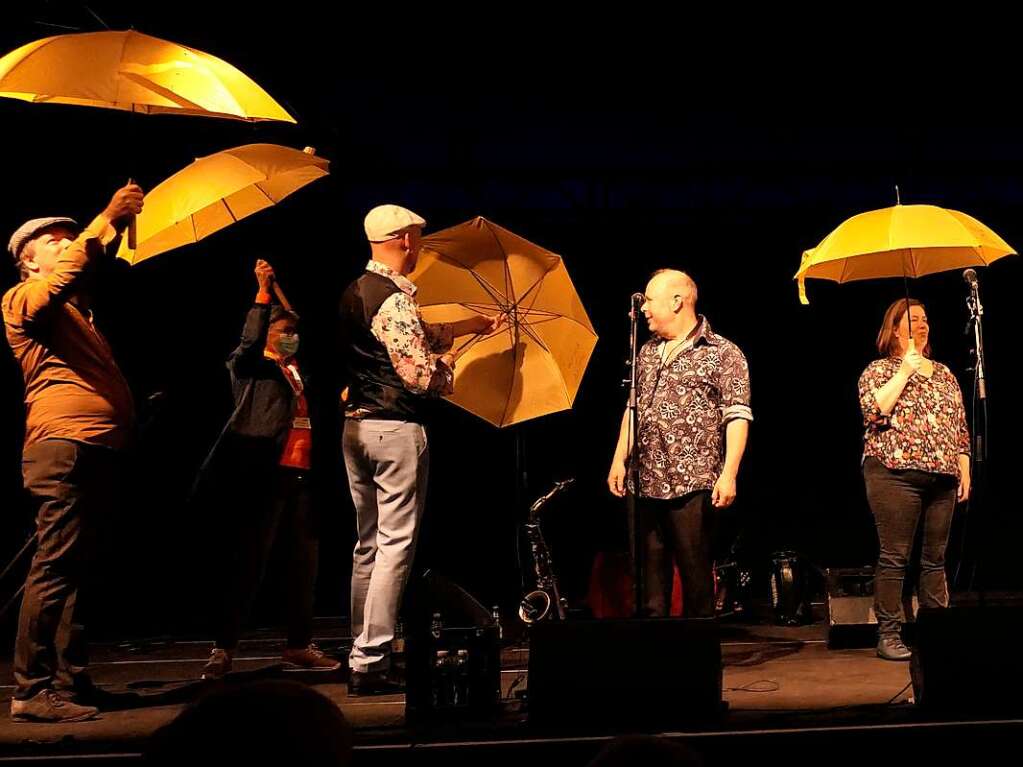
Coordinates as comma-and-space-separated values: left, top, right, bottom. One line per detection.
518, 321, 549, 350
221, 198, 240, 224
481, 220, 515, 306
118, 32, 131, 107
453, 328, 506, 355
947, 214, 1001, 265
468, 270, 511, 310
417, 301, 504, 311
838, 253, 851, 284
253, 182, 278, 205
521, 316, 563, 327
527, 308, 595, 334
517, 304, 562, 319
513, 267, 556, 315
8, 36, 66, 83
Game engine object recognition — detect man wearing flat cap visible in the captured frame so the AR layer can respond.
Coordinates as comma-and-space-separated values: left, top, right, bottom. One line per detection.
3, 182, 143, 722
339, 204, 499, 695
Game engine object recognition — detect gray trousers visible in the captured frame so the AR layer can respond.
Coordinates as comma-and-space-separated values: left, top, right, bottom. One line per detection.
342, 419, 429, 673
863, 457, 957, 637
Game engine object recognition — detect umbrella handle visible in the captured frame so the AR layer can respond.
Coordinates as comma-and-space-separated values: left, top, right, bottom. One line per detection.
126, 178, 137, 250
272, 282, 294, 313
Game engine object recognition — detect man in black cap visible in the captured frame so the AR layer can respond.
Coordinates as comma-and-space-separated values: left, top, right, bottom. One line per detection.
3, 182, 142, 722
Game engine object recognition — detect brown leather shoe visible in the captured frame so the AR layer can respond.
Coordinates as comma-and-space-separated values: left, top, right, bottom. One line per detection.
201, 647, 233, 680
11, 689, 99, 723
282, 643, 342, 670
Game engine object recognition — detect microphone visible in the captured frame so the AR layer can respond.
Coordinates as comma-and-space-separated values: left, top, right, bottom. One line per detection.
631, 292, 645, 305
963, 268, 978, 287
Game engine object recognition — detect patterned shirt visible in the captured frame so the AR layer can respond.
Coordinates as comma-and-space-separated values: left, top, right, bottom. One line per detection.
858, 357, 970, 478
634, 317, 752, 499
365, 260, 454, 395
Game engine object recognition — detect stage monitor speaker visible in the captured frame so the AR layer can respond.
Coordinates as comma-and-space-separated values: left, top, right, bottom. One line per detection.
825, 567, 918, 649
911, 598, 1023, 713
826, 567, 877, 648
403, 570, 500, 722
403, 569, 492, 629
527, 618, 722, 729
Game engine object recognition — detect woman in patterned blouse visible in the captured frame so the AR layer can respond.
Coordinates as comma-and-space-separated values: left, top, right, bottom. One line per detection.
858, 298, 971, 661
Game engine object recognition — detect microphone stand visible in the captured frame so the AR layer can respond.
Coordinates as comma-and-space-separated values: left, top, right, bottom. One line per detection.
624, 296, 644, 617
962, 273, 990, 596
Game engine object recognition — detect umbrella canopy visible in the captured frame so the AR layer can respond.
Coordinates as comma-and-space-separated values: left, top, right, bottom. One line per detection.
411, 217, 597, 428
117, 143, 328, 265
0, 30, 295, 123
795, 204, 1015, 304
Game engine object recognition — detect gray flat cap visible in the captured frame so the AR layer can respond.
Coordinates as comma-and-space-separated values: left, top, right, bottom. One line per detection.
8, 217, 79, 259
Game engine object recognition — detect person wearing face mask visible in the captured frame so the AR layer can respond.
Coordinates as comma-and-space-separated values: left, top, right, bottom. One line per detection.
197, 259, 340, 680
607, 269, 752, 619
3, 184, 142, 723
858, 298, 971, 661
339, 205, 500, 695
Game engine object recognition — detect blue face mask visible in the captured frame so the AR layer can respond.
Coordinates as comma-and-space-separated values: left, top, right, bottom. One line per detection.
274, 333, 300, 357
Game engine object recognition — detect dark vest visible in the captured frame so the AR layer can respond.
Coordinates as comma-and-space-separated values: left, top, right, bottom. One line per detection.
340, 271, 426, 422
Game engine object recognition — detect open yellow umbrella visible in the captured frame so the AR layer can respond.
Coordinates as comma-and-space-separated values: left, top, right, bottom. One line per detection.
411, 217, 597, 428
796, 203, 1015, 305
0, 30, 295, 122
117, 143, 328, 266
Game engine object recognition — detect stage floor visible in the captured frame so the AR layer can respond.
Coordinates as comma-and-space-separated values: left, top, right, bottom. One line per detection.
0, 616, 1017, 763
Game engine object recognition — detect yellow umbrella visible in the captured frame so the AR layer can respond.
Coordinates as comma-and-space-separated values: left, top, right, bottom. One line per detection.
117, 143, 328, 266
796, 203, 1015, 305
0, 30, 295, 123
411, 217, 597, 428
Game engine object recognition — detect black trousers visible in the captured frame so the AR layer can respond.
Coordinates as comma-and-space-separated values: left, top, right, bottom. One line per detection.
14, 439, 121, 700
631, 491, 715, 618
214, 466, 319, 650
863, 457, 957, 637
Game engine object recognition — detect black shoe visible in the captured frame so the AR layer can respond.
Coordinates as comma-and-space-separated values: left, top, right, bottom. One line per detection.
54, 677, 103, 706
348, 670, 405, 697
877, 634, 912, 661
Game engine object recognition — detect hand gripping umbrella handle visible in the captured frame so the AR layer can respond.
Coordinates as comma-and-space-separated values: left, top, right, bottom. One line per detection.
453, 309, 510, 359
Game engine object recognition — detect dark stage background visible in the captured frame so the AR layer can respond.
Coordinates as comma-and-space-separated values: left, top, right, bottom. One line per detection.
2, 5, 1021, 642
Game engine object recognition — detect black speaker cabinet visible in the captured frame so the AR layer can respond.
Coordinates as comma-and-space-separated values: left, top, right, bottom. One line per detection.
825, 567, 918, 648
403, 570, 501, 722
911, 599, 1023, 713
527, 618, 722, 729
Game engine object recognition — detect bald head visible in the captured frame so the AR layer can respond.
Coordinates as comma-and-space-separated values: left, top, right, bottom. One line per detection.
641, 269, 699, 339
650, 269, 698, 305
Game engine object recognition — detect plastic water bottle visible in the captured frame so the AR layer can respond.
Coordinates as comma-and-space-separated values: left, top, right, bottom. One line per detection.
491, 605, 503, 640
454, 649, 470, 707
432, 650, 450, 708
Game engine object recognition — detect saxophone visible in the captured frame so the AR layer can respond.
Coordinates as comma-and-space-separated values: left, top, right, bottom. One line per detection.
518, 479, 573, 624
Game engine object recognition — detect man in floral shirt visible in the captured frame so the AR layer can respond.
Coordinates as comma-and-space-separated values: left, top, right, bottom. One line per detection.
608, 269, 752, 618
339, 205, 498, 695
